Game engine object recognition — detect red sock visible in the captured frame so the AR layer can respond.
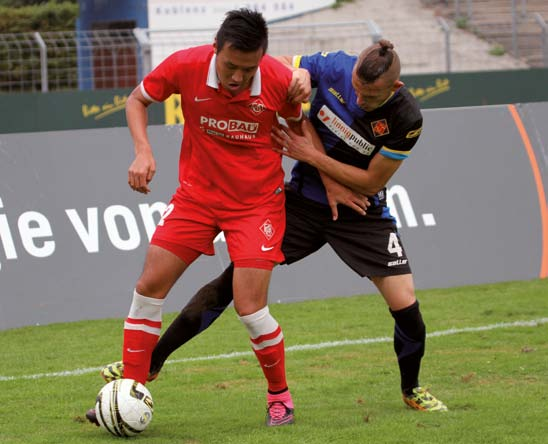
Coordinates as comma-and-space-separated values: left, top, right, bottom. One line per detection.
240, 307, 288, 393
122, 291, 163, 384
252, 329, 288, 392
123, 328, 160, 384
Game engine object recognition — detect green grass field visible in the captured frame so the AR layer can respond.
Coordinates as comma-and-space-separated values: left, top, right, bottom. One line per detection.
0, 278, 547, 443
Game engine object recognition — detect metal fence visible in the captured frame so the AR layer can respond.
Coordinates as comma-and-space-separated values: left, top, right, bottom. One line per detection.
0, 21, 380, 93
0, 15, 546, 93
450, 0, 532, 21
0, 29, 139, 93
466, 12, 548, 65
428, 0, 548, 66
137, 20, 382, 71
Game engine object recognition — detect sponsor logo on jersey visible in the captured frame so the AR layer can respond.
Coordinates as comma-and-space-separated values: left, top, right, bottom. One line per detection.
317, 105, 375, 156
328, 87, 346, 104
200, 116, 259, 134
371, 119, 389, 137
259, 219, 275, 240
406, 127, 422, 139
249, 99, 266, 115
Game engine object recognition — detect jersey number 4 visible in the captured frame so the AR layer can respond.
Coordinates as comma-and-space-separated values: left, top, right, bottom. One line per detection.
387, 232, 403, 257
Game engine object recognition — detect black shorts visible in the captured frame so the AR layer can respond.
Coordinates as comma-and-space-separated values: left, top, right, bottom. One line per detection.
281, 189, 412, 277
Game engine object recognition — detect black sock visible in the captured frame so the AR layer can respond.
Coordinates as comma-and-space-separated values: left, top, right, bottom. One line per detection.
149, 263, 235, 373
389, 300, 425, 394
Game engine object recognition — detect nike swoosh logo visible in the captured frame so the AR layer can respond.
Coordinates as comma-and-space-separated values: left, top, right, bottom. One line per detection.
126, 348, 145, 353
194, 96, 212, 102
261, 245, 275, 252
263, 359, 280, 368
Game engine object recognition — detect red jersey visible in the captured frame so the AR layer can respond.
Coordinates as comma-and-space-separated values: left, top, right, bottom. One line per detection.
141, 45, 302, 208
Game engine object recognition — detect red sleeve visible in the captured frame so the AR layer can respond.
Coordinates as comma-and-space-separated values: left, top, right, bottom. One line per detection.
267, 57, 302, 121
279, 101, 302, 122
141, 51, 185, 102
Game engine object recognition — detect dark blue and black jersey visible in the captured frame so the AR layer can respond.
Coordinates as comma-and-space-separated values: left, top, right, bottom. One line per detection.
287, 51, 423, 219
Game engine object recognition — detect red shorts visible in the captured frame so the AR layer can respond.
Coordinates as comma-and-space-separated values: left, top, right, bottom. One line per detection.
151, 190, 286, 267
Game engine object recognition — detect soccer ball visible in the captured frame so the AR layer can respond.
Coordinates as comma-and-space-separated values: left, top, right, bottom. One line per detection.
94, 379, 154, 437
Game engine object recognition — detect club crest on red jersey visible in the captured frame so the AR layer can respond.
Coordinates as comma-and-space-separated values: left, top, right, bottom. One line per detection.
249, 99, 266, 115
371, 119, 389, 137
259, 219, 275, 240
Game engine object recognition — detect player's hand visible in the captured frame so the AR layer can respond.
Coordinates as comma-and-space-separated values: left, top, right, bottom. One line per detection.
128, 152, 156, 194
287, 68, 311, 104
271, 122, 316, 163
322, 175, 370, 220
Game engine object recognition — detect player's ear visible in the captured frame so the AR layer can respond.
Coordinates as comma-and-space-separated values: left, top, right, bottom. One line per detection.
393, 80, 404, 90
213, 38, 218, 54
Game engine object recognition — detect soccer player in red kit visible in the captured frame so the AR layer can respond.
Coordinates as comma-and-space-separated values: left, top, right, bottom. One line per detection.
87, 8, 302, 427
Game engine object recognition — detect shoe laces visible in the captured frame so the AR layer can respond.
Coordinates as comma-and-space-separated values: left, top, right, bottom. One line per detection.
268, 401, 289, 420
406, 387, 447, 411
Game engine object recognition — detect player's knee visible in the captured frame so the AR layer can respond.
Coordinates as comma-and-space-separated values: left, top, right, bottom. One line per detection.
235, 303, 262, 317
391, 300, 425, 340
135, 279, 169, 299
238, 305, 279, 338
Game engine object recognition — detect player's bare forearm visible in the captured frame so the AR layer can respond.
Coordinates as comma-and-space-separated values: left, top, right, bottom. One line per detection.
126, 86, 156, 194
272, 120, 401, 196
126, 86, 152, 154
307, 152, 400, 196
275, 55, 311, 103
273, 119, 369, 218
302, 119, 369, 214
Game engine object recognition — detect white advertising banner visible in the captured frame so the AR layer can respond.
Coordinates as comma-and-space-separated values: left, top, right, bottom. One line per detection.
148, 0, 335, 30
146, 0, 337, 67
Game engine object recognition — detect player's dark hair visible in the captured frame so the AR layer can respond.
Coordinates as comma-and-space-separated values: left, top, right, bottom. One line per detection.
356, 39, 400, 83
216, 8, 268, 54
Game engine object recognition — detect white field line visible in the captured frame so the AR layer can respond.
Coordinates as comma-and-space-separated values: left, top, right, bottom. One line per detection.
1, 317, 547, 382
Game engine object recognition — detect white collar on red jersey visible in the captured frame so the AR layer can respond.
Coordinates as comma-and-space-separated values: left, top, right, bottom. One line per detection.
207, 53, 262, 96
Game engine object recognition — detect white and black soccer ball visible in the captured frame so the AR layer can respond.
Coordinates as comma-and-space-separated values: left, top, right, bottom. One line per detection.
95, 379, 154, 437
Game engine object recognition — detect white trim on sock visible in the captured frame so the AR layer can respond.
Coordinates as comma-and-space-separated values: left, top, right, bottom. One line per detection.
127, 290, 164, 322
239, 306, 279, 340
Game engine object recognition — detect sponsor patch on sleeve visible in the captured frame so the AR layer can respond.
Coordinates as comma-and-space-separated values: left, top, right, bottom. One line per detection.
406, 127, 422, 139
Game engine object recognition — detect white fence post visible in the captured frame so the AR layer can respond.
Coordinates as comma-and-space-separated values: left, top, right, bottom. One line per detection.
33, 32, 48, 93
437, 16, 452, 73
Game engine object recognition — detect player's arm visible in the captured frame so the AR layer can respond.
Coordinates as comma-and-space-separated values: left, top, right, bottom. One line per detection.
275, 117, 370, 220
125, 85, 157, 194
279, 98, 369, 220
275, 55, 312, 104
272, 120, 401, 196
305, 119, 369, 219
319, 166, 370, 220
276, 57, 369, 219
